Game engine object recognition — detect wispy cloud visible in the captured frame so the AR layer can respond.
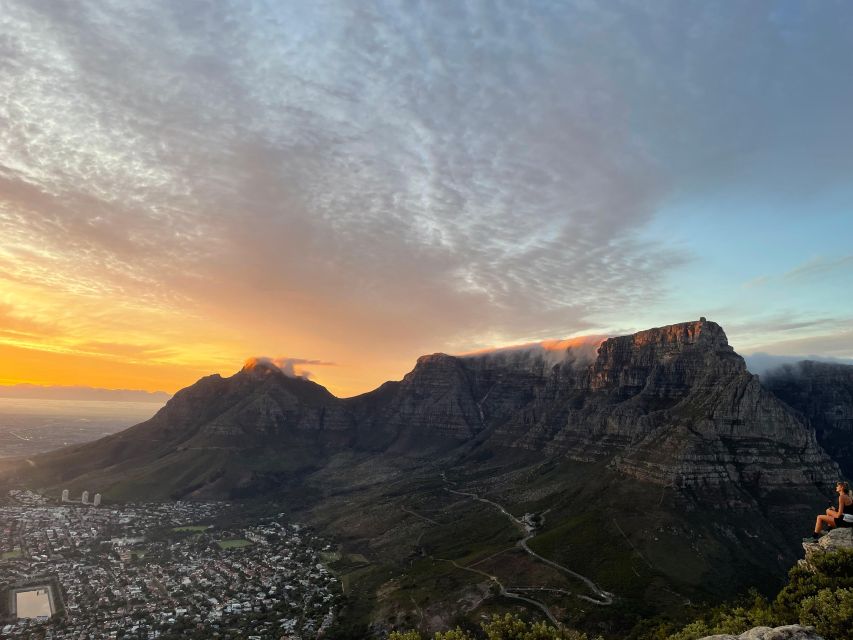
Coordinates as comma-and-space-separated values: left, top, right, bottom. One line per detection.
1, 1, 852, 393
784, 255, 853, 281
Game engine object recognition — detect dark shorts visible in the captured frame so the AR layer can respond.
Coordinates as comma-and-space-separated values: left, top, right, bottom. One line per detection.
834, 516, 853, 528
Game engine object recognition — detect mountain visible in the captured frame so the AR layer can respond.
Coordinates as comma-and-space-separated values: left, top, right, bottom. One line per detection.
0, 383, 171, 403
762, 360, 853, 478
358, 320, 838, 495
1, 319, 846, 635
4, 317, 840, 507
4, 358, 353, 498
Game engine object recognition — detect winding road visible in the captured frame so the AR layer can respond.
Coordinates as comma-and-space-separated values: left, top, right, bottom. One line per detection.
432, 471, 613, 623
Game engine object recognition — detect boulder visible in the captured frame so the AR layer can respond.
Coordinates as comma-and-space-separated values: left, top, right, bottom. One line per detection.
699, 624, 822, 639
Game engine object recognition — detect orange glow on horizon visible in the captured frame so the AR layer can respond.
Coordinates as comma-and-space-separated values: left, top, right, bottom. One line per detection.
0, 251, 609, 398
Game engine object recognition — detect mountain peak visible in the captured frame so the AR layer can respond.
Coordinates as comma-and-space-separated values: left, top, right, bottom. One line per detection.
621, 317, 728, 348
241, 356, 284, 376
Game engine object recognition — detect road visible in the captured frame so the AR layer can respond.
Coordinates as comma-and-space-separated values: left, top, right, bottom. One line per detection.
436, 471, 614, 622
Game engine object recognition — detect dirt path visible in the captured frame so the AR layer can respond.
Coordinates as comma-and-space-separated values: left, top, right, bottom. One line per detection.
441, 472, 614, 609
400, 505, 441, 526
436, 557, 560, 626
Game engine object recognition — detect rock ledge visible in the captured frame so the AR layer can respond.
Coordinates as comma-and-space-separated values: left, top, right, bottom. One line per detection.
698, 624, 822, 640
801, 527, 853, 570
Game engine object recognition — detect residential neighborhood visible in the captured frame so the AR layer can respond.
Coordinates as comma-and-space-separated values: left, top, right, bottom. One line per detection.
1, 491, 339, 639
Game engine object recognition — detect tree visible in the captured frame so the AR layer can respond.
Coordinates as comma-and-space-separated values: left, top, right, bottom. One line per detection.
389, 613, 595, 640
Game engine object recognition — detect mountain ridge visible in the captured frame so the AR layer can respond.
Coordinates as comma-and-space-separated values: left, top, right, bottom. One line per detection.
4, 318, 851, 633
1, 318, 843, 503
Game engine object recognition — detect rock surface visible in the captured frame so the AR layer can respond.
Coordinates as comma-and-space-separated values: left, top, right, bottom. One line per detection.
801, 527, 853, 569
763, 360, 853, 477
355, 319, 840, 494
699, 625, 822, 640
5, 319, 841, 502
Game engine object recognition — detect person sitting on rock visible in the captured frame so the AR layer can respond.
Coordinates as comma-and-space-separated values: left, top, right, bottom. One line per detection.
810, 481, 853, 540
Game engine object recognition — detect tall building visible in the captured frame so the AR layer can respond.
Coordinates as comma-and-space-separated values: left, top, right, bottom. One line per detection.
81, 491, 89, 504
93, 493, 102, 507
61, 489, 69, 503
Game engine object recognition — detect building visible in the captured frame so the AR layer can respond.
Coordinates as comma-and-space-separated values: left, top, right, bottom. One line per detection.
93, 494, 101, 507
61, 489, 69, 503
81, 491, 89, 505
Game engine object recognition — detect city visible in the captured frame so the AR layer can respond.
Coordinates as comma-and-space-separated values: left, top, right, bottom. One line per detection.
0, 490, 340, 639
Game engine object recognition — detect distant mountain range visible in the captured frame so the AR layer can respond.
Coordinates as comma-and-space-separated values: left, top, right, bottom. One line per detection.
0, 384, 171, 403
3, 318, 852, 633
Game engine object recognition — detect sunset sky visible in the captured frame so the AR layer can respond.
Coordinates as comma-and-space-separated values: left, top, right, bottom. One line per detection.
1, 1, 852, 398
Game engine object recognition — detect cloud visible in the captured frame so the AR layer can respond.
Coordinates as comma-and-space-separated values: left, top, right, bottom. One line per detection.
459, 335, 607, 370
1, 1, 853, 393
784, 255, 853, 281
242, 356, 336, 380
745, 352, 853, 376
0, 1, 683, 354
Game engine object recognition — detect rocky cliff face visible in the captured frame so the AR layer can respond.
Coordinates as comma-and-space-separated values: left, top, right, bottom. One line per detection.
762, 361, 853, 477
4, 319, 841, 502
801, 527, 853, 569
354, 320, 838, 494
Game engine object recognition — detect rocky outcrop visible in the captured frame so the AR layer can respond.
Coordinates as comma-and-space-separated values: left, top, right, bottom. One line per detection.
355, 320, 839, 495
698, 625, 822, 640
763, 361, 853, 477
349, 353, 488, 452
801, 528, 853, 570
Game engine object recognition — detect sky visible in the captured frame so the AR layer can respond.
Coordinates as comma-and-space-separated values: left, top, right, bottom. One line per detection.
1, 0, 852, 397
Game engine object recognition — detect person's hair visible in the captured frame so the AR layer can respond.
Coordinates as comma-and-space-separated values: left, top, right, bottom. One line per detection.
837, 481, 851, 495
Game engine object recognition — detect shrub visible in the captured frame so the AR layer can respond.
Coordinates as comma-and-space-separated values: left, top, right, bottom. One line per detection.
436, 629, 478, 640
665, 549, 853, 640
389, 613, 595, 640
799, 587, 853, 640
775, 548, 853, 623
664, 593, 774, 640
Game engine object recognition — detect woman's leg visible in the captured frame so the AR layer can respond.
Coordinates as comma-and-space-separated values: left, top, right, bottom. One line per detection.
816, 514, 835, 533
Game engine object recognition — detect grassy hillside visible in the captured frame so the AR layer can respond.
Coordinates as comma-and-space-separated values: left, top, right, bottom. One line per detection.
284, 453, 813, 638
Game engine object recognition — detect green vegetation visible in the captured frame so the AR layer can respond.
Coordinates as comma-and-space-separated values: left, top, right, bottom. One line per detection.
1, 549, 23, 560
320, 550, 342, 563
388, 550, 853, 640
390, 613, 599, 640
172, 525, 210, 532
656, 549, 853, 640
216, 538, 252, 549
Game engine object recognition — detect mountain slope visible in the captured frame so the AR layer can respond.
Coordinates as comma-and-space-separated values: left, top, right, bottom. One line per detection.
350, 320, 838, 495
2, 318, 847, 634
3, 319, 840, 502
762, 360, 853, 477
9, 361, 352, 498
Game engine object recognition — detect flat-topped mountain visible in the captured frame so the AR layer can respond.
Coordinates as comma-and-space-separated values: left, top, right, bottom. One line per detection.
5, 318, 849, 634
4, 319, 841, 500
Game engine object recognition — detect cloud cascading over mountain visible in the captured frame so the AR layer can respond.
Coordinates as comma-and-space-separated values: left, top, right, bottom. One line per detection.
1, 1, 852, 395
